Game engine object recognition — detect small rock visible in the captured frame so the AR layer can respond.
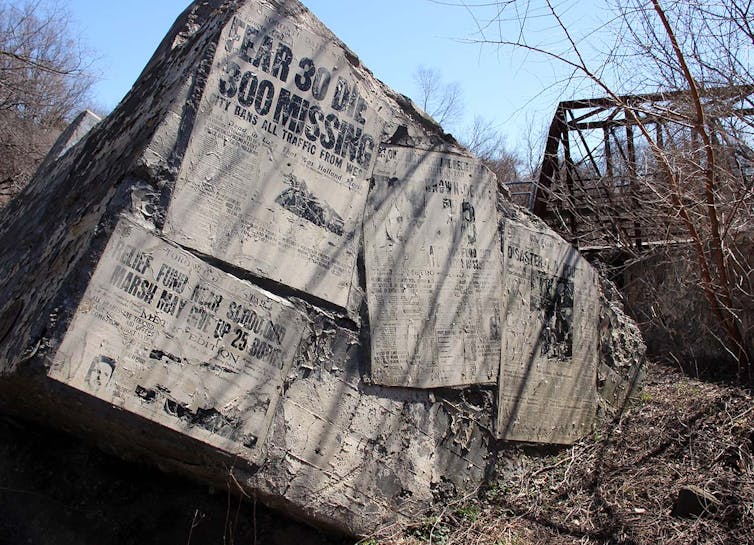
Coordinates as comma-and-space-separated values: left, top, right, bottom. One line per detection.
671, 485, 721, 518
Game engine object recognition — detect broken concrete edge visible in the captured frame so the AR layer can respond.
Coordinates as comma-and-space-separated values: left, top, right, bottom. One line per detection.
33, 110, 103, 177
597, 285, 647, 413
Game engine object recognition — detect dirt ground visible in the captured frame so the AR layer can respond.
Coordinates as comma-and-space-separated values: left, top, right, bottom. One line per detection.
1, 362, 752, 545
0, 416, 351, 545
368, 362, 754, 545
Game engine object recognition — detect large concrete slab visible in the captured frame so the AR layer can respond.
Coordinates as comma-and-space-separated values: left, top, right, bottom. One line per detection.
0, 0, 646, 537
163, 4, 395, 310
497, 220, 599, 444
365, 147, 502, 388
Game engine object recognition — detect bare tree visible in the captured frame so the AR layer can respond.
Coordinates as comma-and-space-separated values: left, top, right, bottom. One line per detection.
412, 65, 465, 128
460, 115, 521, 191
461, 0, 754, 382
411, 65, 521, 192
0, 0, 95, 206
462, 116, 507, 163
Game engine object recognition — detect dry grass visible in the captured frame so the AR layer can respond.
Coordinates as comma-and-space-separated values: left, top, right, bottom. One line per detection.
364, 363, 754, 545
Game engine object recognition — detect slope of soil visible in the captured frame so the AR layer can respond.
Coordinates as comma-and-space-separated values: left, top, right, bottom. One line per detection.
369, 363, 754, 545
1, 363, 751, 545
0, 417, 349, 545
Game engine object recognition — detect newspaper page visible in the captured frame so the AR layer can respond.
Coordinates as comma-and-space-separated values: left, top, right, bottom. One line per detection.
365, 147, 502, 388
497, 220, 599, 444
164, 6, 393, 309
50, 218, 307, 460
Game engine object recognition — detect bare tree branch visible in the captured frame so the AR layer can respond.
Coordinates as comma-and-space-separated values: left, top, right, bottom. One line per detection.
0, 0, 95, 207
457, 0, 754, 381
412, 65, 465, 128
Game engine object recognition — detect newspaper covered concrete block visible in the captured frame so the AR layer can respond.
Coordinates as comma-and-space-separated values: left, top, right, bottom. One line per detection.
0, 0, 645, 536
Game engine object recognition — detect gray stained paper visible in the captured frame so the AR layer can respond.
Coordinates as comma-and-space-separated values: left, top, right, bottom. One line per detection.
497, 220, 599, 444
164, 5, 393, 310
50, 218, 307, 461
365, 147, 502, 388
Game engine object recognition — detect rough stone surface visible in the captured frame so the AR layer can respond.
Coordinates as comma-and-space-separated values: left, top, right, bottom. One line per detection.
621, 240, 753, 372
0, 0, 645, 537
35, 110, 102, 176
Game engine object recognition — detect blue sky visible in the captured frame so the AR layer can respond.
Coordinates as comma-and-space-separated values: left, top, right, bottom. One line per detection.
66, 0, 605, 154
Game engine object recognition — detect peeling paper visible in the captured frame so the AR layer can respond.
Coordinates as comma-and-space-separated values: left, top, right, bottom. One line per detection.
50, 217, 308, 460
